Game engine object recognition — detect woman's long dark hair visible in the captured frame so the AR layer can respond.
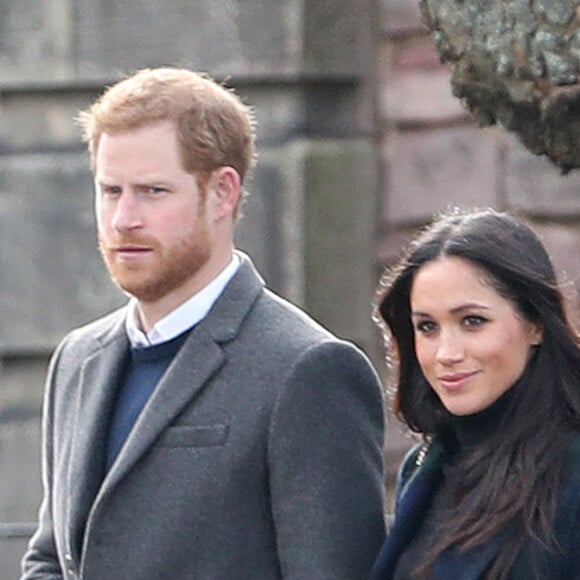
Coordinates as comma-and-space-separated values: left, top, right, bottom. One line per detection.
375, 207, 580, 578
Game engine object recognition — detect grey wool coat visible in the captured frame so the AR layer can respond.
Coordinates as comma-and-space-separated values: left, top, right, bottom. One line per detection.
21, 254, 386, 580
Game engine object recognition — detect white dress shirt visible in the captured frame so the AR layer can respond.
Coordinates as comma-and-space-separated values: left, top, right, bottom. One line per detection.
125, 255, 240, 347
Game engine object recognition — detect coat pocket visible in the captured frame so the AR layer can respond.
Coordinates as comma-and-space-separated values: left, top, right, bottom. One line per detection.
156, 424, 229, 448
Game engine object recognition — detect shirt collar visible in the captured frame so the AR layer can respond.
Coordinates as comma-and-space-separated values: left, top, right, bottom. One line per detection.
126, 255, 240, 347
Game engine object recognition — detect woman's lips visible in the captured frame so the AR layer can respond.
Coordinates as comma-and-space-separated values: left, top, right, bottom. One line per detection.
437, 371, 479, 391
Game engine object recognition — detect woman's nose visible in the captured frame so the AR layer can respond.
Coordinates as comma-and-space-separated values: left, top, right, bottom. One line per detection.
435, 330, 465, 364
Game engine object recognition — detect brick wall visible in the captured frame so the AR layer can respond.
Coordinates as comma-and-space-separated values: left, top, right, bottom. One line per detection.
378, 0, 580, 503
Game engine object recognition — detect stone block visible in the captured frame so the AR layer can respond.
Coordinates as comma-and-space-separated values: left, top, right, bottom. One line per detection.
75, 0, 300, 80
0, 418, 42, 521
0, 355, 48, 420
505, 136, 580, 217
0, 355, 49, 578
382, 0, 424, 35
390, 35, 443, 72
75, 0, 372, 81
0, 0, 73, 85
528, 222, 580, 322
234, 159, 286, 296
245, 83, 361, 145
376, 225, 421, 266
0, 537, 31, 580
244, 87, 306, 146
0, 91, 98, 151
303, 140, 379, 352
0, 153, 124, 352
378, 36, 467, 125
236, 144, 307, 306
303, 0, 373, 76
381, 70, 468, 125
379, 35, 467, 125
385, 126, 501, 224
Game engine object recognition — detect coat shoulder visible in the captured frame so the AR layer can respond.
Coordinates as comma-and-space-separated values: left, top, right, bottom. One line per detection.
56, 306, 127, 361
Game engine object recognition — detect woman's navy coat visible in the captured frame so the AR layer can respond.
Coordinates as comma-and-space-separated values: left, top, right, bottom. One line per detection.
371, 437, 580, 579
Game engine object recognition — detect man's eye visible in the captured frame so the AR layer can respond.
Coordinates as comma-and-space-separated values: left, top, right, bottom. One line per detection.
102, 186, 121, 196
146, 186, 168, 195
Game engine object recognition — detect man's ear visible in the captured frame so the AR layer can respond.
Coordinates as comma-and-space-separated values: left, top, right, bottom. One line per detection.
210, 166, 241, 221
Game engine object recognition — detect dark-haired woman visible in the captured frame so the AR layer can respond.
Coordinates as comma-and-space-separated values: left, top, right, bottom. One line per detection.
370, 207, 580, 579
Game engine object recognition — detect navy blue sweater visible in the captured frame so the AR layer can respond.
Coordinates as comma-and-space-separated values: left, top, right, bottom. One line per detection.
105, 330, 191, 471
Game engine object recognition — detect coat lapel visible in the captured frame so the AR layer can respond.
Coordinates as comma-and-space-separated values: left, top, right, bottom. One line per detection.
100, 329, 225, 491
97, 252, 265, 495
371, 441, 505, 580
370, 443, 446, 579
66, 313, 129, 559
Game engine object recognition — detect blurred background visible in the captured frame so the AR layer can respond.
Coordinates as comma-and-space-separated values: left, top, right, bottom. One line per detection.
2, 0, 580, 575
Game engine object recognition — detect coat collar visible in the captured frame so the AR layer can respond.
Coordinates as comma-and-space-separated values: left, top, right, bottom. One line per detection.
90, 251, 263, 349
370, 442, 446, 579
371, 442, 502, 580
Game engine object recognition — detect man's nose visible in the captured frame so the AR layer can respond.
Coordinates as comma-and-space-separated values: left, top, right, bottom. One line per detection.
112, 191, 143, 232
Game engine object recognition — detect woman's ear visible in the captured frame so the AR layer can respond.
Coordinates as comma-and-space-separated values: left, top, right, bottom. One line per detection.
209, 166, 241, 221
529, 322, 543, 347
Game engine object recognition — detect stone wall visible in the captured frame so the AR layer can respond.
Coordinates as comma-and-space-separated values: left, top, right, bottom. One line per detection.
0, 1, 379, 575
379, 0, 580, 507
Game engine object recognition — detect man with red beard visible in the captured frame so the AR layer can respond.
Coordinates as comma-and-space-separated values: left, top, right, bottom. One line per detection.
21, 67, 385, 580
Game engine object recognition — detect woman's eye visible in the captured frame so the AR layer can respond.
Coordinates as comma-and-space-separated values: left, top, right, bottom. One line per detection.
415, 320, 437, 334
463, 315, 487, 328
